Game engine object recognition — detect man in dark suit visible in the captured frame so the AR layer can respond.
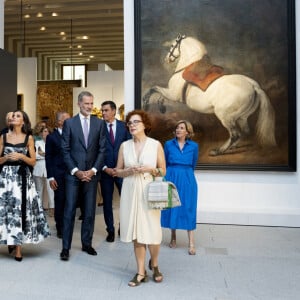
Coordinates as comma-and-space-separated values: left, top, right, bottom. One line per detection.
100, 100, 131, 242
45, 111, 70, 238
60, 91, 106, 261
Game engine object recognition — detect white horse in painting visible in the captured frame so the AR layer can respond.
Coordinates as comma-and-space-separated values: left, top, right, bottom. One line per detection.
143, 34, 276, 156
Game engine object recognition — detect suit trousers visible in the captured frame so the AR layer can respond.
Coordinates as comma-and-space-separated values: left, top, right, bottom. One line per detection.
100, 175, 122, 233
63, 173, 98, 250
54, 175, 66, 234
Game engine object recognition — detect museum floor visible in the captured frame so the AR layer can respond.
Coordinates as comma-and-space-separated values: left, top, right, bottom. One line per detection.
1, 200, 300, 300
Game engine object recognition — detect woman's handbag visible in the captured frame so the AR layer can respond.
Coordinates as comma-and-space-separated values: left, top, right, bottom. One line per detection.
146, 176, 181, 210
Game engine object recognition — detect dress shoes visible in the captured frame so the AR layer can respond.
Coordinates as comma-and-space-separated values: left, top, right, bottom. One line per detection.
82, 245, 97, 256
106, 232, 115, 243
60, 249, 69, 261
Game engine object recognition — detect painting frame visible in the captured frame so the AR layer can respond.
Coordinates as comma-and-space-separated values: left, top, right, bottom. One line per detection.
134, 0, 296, 172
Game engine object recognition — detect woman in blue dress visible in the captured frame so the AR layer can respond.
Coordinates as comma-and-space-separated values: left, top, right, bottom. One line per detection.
161, 120, 198, 255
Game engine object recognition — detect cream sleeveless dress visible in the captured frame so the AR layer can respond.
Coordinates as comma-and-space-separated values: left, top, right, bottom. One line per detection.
120, 137, 162, 244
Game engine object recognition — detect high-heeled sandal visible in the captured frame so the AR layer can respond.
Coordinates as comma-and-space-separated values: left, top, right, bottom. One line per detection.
128, 272, 148, 287
14, 256, 23, 262
8, 245, 16, 254
148, 259, 163, 283
188, 244, 196, 255
169, 239, 176, 248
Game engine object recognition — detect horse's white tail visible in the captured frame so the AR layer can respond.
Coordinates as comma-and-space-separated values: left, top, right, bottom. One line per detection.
253, 83, 277, 147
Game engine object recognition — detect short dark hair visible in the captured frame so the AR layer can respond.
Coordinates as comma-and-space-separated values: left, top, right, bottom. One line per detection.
101, 100, 116, 110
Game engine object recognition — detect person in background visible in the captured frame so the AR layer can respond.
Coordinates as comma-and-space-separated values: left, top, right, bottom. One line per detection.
33, 126, 54, 216
100, 100, 131, 242
45, 111, 70, 238
161, 120, 199, 255
32, 120, 46, 141
115, 109, 166, 287
0, 111, 13, 136
0, 110, 50, 261
60, 91, 106, 261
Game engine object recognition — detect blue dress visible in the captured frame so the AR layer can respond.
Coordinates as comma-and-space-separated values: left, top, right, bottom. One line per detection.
161, 138, 199, 230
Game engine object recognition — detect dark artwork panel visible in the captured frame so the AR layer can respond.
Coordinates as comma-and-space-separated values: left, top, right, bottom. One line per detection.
0, 49, 17, 129
134, 0, 296, 171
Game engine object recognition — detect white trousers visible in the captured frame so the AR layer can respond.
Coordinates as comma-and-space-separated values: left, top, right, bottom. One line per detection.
34, 176, 54, 209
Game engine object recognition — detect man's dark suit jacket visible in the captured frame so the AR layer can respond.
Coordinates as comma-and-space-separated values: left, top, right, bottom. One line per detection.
45, 129, 65, 180
61, 114, 106, 250
62, 114, 106, 174
103, 119, 131, 169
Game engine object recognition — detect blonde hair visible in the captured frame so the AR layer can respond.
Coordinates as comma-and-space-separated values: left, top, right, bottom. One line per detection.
175, 120, 194, 139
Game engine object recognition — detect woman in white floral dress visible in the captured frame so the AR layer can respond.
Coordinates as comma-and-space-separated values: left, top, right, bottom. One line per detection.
0, 110, 50, 261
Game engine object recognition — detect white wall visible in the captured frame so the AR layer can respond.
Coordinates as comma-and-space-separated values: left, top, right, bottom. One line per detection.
124, 0, 300, 227
72, 69, 124, 116
17, 57, 37, 126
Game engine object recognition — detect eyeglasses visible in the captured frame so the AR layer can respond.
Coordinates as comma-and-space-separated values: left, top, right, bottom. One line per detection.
127, 120, 143, 126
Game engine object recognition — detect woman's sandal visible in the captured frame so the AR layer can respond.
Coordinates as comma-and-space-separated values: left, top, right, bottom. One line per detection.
188, 244, 196, 255
169, 239, 176, 248
148, 259, 163, 283
128, 272, 149, 287
8, 245, 16, 254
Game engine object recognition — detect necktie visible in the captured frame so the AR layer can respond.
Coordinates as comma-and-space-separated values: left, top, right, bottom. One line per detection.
83, 117, 89, 147
109, 123, 114, 144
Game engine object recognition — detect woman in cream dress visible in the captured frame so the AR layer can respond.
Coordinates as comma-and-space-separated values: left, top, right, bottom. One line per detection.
115, 110, 166, 287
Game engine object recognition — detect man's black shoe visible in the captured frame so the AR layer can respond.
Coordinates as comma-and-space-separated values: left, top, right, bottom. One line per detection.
106, 232, 115, 243
82, 245, 97, 256
60, 249, 69, 261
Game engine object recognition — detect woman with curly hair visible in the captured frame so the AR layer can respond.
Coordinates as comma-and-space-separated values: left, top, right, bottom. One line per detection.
115, 109, 166, 287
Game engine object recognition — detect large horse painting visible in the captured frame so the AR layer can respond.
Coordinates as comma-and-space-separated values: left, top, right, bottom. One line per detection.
134, 0, 296, 171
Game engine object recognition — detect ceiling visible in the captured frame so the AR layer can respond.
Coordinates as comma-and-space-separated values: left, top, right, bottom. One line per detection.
4, 0, 124, 71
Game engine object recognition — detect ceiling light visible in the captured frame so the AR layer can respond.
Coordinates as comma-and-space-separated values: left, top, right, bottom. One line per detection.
78, 52, 83, 56
76, 36, 89, 40
77, 45, 82, 49
37, 12, 43, 18
60, 32, 66, 36
40, 26, 46, 31
89, 55, 94, 58
24, 14, 30, 19
52, 12, 58, 17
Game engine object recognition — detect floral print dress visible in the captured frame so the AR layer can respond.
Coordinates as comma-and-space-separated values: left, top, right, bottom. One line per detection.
0, 134, 50, 245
